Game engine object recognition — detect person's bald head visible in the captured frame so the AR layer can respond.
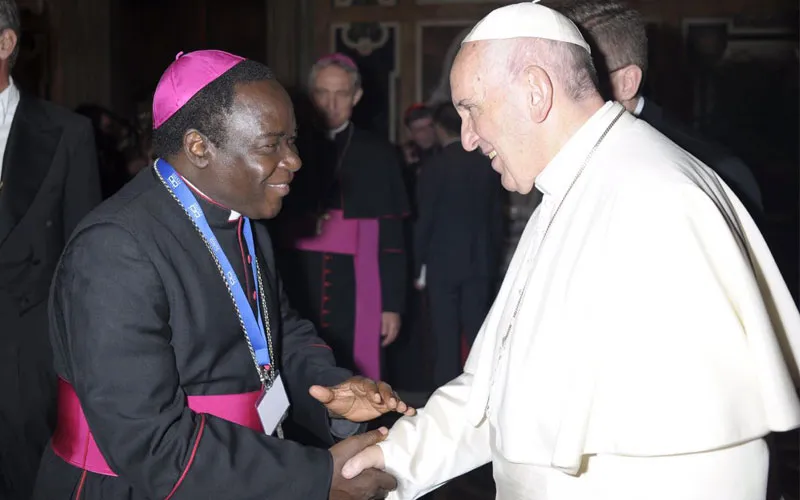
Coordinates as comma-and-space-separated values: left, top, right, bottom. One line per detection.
451, 36, 602, 194
544, 0, 648, 111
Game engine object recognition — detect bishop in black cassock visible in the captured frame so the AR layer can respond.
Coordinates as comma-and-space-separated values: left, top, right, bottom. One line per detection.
276, 54, 409, 382
34, 50, 408, 500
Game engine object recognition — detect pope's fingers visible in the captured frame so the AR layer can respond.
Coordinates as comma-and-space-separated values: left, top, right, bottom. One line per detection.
341, 444, 386, 479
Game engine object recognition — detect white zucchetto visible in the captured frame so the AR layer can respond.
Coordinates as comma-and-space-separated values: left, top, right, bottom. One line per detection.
462, 0, 591, 53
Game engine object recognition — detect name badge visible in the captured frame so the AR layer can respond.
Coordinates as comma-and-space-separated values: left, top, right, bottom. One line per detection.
256, 374, 290, 436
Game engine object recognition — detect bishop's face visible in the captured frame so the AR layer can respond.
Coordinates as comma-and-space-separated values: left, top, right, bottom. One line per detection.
451, 43, 538, 194
206, 80, 301, 219
310, 65, 362, 130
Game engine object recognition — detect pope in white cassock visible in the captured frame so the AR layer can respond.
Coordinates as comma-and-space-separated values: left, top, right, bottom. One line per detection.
341, 2, 800, 499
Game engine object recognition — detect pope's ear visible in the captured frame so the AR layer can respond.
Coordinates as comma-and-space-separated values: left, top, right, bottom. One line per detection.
183, 130, 212, 169
525, 65, 554, 124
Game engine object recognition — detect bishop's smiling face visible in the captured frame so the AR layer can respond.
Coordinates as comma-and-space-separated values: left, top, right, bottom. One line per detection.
206, 80, 301, 219
451, 42, 538, 194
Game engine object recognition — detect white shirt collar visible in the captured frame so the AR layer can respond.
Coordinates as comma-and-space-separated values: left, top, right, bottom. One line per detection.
0, 77, 20, 127
181, 175, 241, 222
633, 96, 645, 117
328, 120, 350, 139
535, 101, 622, 198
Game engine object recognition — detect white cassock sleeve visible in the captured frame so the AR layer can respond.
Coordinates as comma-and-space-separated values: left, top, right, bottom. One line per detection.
377, 373, 492, 500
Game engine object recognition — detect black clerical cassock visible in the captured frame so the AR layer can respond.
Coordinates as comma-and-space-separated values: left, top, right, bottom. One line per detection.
33, 167, 353, 499
276, 123, 410, 380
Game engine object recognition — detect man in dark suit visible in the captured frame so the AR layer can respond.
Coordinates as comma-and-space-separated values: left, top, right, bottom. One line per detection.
0, 1, 102, 497
546, 0, 764, 218
415, 103, 505, 387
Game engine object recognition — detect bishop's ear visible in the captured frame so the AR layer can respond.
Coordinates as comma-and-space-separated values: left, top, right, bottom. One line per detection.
0, 29, 17, 64
525, 65, 554, 124
352, 87, 364, 107
183, 130, 213, 169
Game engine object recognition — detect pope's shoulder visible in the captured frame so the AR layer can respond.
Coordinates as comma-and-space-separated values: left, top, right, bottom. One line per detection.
595, 115, 735, 216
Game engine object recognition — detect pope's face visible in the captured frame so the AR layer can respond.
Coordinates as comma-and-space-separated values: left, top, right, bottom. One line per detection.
208, 80, 301, 219
451, 43, 537, 194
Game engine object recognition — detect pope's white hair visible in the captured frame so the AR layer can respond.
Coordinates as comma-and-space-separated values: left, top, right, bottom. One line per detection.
495, 38, 600, 102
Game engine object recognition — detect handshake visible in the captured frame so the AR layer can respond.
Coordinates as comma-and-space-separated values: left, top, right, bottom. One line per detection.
308, 377, 409, 500
328, 427, 391, 500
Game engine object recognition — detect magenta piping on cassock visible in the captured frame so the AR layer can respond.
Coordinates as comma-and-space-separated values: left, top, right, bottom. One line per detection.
291, 209, 382, 380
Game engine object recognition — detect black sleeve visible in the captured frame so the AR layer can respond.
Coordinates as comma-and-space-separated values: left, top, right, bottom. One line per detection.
277, 269, 353, 444
62, 119, 102, 240
379, 216, 407, 314
54, 223, 333, 500
383, 143, 411, 218
377, 145, 410, 314
413, 160, 442, 277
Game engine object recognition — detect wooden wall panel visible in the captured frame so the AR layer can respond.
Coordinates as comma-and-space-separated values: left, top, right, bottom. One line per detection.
310, 0, 797, 142
109, 0, 266, 118
48, 0, 112, 110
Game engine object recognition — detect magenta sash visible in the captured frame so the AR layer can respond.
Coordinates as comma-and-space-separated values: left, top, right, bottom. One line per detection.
291, 209, 382, 380
51, 379, 262, 477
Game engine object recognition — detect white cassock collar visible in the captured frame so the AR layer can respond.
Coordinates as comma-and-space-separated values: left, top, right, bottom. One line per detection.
535, 101, 621, 199
328, 120, 350, 140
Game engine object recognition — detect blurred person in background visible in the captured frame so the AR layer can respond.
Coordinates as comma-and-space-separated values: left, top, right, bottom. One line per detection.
276, 53, 409, 385
0, 0, 101, 497
414, 103, 505, 387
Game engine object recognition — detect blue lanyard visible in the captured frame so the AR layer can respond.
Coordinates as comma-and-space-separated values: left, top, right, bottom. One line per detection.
155, 159, 271, 369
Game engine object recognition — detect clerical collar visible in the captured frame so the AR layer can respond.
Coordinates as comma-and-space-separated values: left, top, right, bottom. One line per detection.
328, 120, 350, 139
536, 101, 622, 198
181, 175, 241, 222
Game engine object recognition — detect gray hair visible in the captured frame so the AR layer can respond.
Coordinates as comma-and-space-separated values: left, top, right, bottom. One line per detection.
0, 0, 20, 68
308, 58, 361, 93
544, 0, 648, 82
503, 38, 599, 102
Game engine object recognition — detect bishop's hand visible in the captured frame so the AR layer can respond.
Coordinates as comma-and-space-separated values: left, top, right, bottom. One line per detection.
330, 428, 396, 500
310, 376, 417, 422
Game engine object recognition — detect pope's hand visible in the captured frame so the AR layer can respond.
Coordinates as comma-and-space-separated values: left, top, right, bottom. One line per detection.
342, 444, 385, 479
310, 376, 417, 422
330, 428, 395, 499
